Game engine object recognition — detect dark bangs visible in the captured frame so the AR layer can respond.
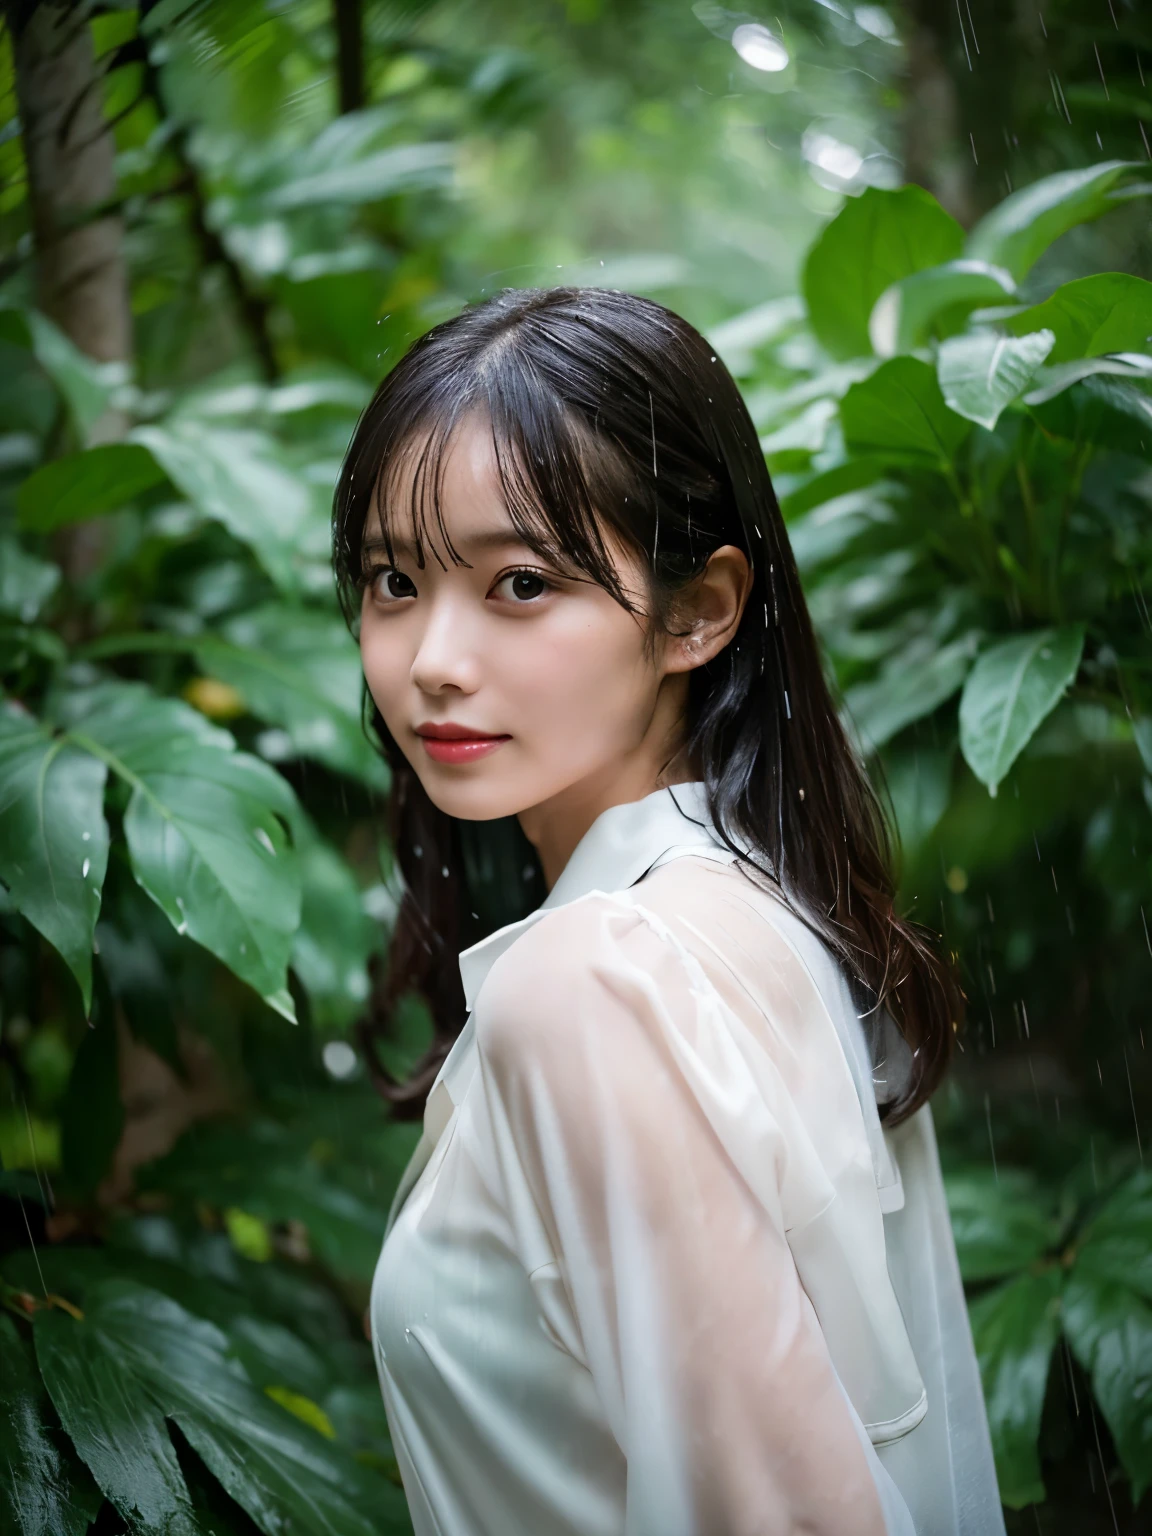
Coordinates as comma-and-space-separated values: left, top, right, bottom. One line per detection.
333, 288, 738, 638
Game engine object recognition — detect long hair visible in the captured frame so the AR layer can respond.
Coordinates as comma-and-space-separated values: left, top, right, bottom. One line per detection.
332, 286, 960, 1125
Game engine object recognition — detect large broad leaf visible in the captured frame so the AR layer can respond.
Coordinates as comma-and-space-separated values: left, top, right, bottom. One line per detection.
959, 627, 1085, 795
0, 703, 110, 1012
55, 682, 301, 1022
937, 330, 1055, 430
1006, 273, 1152, 363
968, 1269, 1065, 1509
35, 1281, 411, 1536
1022, 352, 1152, 406
1063, 1272, 1152, 1502
845, 633, 978, 749
1027, 370, 1152, 453
803, 185, 964, 359
0, 1313, 103, 1536
943, 1168, 1058, 1282
965, 161, 1152, 281
16, 445, 166, 533
132, 422, 327, 596
195, 605, 388, 791
840, 357, 970, 463
1076, 1170, 1152, 1308
869, 259, 1017, 357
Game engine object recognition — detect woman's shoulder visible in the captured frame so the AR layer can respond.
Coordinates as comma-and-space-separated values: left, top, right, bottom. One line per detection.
472, 854, 832, 1076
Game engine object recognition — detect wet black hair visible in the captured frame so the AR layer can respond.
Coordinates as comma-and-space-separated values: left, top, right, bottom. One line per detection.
333, 285, 960, 1125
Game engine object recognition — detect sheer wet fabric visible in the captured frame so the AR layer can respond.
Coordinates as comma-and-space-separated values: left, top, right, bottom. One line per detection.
370, 784, 1004, 1535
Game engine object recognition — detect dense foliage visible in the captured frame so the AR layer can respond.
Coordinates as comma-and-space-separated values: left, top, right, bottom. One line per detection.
1, 3, 1150, 1533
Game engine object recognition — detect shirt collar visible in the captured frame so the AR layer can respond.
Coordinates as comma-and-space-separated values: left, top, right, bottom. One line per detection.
457, 780, 730, 1013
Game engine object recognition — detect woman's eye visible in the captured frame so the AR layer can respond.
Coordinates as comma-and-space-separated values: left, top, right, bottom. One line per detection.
370, 568, 417, 603
494, 570, 550, 603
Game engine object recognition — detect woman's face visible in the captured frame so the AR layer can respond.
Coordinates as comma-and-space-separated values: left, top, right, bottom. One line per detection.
358, 413, 700, 832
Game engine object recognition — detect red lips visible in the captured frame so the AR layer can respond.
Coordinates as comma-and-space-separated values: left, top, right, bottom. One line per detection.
415, 723, 511, 765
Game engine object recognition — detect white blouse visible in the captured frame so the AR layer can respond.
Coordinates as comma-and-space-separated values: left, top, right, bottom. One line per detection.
370, 783, 1005, 1536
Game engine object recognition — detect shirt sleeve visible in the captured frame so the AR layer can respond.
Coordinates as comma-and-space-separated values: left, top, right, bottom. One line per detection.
472, 893, 891, 1536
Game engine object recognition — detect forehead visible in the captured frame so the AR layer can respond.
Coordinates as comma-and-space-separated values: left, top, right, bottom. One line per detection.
363, 412, 530, 564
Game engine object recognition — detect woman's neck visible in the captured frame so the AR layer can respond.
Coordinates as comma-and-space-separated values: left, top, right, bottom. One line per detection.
517, 748, 697, 892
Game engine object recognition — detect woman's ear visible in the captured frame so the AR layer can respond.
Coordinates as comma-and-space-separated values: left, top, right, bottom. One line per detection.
665, 544, 753, 674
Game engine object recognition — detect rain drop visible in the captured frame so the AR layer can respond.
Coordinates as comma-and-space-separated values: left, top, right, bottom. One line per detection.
81, 858, 90, 879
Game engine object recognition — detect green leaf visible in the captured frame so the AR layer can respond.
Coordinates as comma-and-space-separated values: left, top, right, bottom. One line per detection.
845, 633, 978, 749
36, 1281, 411, 1536
0, 703, 110, 1012
1022, 352, 1152, 406
0, 1313, 103, 1536
965, 160, 1152, 281
195, 605, 388, 790
1063, 1272, 1152, 1502
25, 311, 126, 441
1006, 273, 1152, 363
0, 538, 59, 623
969, 1269, 1065, 1508
803, 185, 964, 359
36, 1297, 198, 1536
55, 682, 302, 1021
944, 1168, 1058, 1282
59, 1014, 123, 1198
1027, 370, 1152, 454
291, 814, 375, 1032
262, 1387, 336, 1441
959, 627, 1085, 795
868, 259, 1017, 357
1076, 1169, 1152, 1308
132, 422, 327, 596
936, 330, 1055, 430
840, 357, 971, 463
16, 444, 165, 533
142, 1122, 387, 1283
268, 142, 454, 209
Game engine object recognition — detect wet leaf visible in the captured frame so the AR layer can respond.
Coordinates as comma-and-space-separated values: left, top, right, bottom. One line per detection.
803, 185, 963, 359
0, 703, 109, 1012
1076, 1170, 1152, 1308
55, 682, 301, 1022
944, 1168, 1058, 1281
0, 1313, 103, 1536
937, 330, 1055, 430
965, 161, 1152, 281
35, 1281, 411, 1536
969, 1269, 1064, 1508
959, 627, 1085, 795
1007, 273, 1152, 363
869, 259, 1017, 357
1063, 1272, 1152, 1502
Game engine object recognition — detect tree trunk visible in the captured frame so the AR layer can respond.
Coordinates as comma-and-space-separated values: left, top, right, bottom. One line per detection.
9, 1, 131, 371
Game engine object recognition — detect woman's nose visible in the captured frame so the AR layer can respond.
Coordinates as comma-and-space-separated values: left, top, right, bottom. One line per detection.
410, 596, 481, 696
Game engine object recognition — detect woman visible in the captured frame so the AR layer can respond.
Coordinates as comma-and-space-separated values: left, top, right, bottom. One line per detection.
333, 286, 1004, 1535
